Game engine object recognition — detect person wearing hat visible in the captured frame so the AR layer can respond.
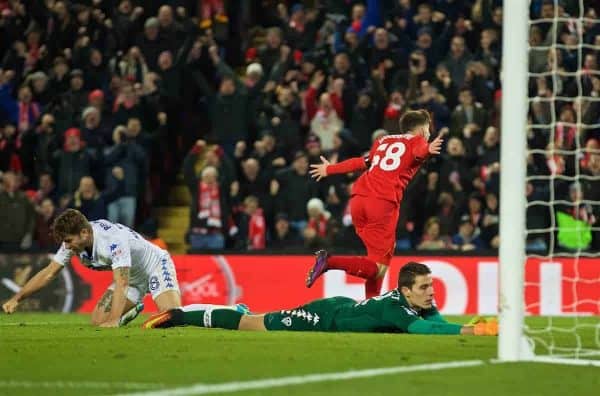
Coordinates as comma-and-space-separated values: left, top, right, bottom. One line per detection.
27, 71, 53, 107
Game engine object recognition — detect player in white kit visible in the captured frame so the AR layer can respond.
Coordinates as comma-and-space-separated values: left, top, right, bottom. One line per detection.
2, 209, 182, 327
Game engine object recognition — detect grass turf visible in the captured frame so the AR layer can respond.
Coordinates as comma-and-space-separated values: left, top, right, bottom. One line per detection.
0, 314, 598, 396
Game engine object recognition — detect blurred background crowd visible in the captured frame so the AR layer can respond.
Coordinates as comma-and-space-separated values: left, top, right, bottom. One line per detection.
0, 0, 598, 254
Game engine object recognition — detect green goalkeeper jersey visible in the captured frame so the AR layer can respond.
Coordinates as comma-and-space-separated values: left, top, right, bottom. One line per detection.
332, 289, 441, 332
263, 290, 455, 334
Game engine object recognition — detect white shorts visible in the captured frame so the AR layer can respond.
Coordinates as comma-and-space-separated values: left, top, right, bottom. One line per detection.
108, 255, 180, 303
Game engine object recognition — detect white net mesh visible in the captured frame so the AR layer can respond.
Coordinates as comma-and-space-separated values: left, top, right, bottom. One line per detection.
525, 0, 600, 361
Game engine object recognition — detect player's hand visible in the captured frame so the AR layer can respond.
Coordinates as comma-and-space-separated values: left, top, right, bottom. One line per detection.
2, 298, 19, 314
474, 318, 498, 336
428, 129, 446, 155
309, 156, 330, 181
99, 318, 120, 328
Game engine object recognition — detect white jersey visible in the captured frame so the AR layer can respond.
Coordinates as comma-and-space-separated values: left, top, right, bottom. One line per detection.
54, 220, 176, 297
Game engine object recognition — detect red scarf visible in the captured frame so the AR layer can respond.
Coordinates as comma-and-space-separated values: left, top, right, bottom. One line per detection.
198, 182, 221, 231
555, 122, 576, 149
18, 101, 40, 133
308, 214, 328, 237
248, 208, 265, 249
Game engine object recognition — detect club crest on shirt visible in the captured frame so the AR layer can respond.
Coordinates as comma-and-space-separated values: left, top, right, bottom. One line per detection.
149, 276, 160, 291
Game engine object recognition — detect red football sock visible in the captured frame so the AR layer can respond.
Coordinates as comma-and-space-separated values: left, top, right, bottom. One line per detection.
365, 277, 384, 299
327, 256, 378, 280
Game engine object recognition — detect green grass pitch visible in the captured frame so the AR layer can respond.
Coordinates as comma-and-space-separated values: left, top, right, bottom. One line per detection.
1, 314, 598, 396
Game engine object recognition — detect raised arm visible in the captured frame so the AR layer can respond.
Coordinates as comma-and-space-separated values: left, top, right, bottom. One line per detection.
2, 261, 63, 314
309, 156, 367, 181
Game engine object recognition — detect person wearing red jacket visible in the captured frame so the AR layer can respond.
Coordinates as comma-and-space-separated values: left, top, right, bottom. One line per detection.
306, 110, 445, 298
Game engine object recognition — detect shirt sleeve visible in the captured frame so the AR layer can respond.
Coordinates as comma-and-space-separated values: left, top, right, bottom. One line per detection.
326, 157, 368, 175
412, 135, 430, 162
53, 243, 74, 266
407, 319, 463, 335
108, 239, 132, 269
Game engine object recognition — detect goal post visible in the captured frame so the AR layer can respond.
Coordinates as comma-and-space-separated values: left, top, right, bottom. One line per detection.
498, 0, 529, 362
499, 0, 600, 364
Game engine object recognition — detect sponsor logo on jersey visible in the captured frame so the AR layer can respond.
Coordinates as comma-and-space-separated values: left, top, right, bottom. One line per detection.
281, 317, 292, 327
149, 276, 160, 291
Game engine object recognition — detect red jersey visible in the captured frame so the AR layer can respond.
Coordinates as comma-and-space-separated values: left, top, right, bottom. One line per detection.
327, 134, 429, 206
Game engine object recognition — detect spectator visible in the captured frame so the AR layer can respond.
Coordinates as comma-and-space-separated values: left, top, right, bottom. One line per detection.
442, 35, 473, 88
272, 151, 318, 233
233, 195, 266, 251
0, 71, 41, 134
481, 191, 500, 249
303, 198, 332, 249
450, 87, 487, 137
69, 168, 124, 221
188, 166, 227, 250
31, 172, 60, 207
0, 171, 34, 250
269, 212, 300, 249
33, 197, 58, 249
417, 217, 454, 251
104, 124, 147, 227
452, 214, 484, 251
53, 128, 94, 195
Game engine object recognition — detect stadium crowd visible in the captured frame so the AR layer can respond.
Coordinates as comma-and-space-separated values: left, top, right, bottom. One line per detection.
0, 0, 598, 253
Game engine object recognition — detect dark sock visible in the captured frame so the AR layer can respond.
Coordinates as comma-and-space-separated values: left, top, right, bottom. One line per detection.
181, 306, 242, 329
327, 256, 379, 279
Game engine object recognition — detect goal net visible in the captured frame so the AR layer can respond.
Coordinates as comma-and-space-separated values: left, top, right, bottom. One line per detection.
499, 0, 600, 364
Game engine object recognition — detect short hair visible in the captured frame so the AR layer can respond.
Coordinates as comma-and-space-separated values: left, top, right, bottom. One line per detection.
51, 209, 91, 243
398, 262, 431, 289
399, 110, 431, 133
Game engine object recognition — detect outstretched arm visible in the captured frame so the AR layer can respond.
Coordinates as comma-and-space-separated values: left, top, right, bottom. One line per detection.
309, 156, 367, 181
2, 261, 63, 314
99, 267, 130, 327
407, 318, 497, 335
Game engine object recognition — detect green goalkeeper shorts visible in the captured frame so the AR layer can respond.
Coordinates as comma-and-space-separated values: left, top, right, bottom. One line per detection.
263, 296, 356, 332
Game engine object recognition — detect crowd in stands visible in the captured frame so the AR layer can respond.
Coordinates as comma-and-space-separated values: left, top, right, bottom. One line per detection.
0, 0, 598, 253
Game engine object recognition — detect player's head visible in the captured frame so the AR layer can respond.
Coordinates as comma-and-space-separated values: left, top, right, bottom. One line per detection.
400, 110, 431, 140
52, 209, 92, 253
398, 262, 434, 310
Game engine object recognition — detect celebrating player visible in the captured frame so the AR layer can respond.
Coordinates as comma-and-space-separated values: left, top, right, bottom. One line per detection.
306, 109, 445, 298
2, 209, 181, 327
142, 262, 497, 336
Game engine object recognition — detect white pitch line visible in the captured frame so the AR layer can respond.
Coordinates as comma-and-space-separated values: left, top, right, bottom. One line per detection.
113, 360, 484, 396
0, 322, 77, 326
0, 380, 164, 389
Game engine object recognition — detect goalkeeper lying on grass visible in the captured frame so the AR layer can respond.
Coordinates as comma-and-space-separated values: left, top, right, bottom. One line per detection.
144, 262, 497, 336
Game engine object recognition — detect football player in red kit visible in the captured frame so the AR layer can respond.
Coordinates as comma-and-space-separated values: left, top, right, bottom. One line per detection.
306, 110, 445, 298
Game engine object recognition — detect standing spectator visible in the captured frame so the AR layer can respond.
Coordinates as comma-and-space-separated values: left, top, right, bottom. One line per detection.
0, 72, 41, 134
450, 88, 487, 137
33, 197, 58, 249
272, 151, 317, 233
188, 166, 227, 250
136, 17, 170, 72
442, 36, 473, 89
0, 171, 34, 250
69, 168, 124, 222
233, 195, 266, 251
104, 124, 148, 227
481, 191, 500, 249
52, 128, 93, 195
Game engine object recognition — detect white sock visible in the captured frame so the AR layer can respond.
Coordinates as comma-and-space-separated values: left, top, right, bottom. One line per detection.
181, 304, 237, 312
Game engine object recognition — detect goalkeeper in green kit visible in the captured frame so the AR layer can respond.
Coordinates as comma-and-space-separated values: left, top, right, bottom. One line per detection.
143, 262, 498, 336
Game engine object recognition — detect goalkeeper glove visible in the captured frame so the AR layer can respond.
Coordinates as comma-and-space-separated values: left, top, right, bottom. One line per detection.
473, 318, 498, 336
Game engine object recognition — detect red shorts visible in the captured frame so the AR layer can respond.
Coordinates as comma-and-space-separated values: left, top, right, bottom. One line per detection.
350, 195, 399, 266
